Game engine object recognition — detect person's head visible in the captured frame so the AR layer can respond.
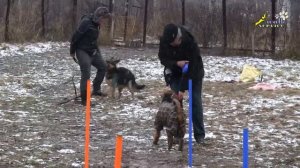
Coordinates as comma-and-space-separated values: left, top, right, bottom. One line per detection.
162, 23, 182, 47
93, 7, 111, 25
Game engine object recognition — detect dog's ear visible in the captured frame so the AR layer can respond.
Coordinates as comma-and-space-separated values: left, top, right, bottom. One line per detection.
161, 90, 173, 102
161, 92, 166, 99
113, 60, 120, 64
106, 60, 114, 69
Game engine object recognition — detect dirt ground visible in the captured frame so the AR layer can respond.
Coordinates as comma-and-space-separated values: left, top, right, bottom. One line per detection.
0, 46, 299, 168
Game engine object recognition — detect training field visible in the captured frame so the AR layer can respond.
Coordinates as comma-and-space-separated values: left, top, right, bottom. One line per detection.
0, 43, 299, 167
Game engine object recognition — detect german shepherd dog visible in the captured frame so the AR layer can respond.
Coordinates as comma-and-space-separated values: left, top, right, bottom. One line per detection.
153, 90, 186, 151
105, 60, 145, 99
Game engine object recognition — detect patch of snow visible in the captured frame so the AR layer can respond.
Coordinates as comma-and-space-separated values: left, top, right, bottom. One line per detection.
204, 56, 300, 88
123, 135, 148, 143
71, 162, 82, 167
41, 144, 53, 147
118, 58, 163, 81
118, 103, 156, 120
0, 42, 69, 58
24, 166, 34, 168
58, 149, 76, 154
35, 159, 46, 164
205, 132, 217, 139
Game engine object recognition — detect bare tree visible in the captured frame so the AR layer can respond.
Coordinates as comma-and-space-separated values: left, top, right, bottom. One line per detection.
181, 0, 185, 25
4, 0, 11, 42
41, 0, 45, 38
289, 0, 300, 49
124, 0, 129, 42
109, 0, 115, 40
72, 0, 78, 31
271, 0, 276, 54
143, 0, 149, 46
222, 0, 227, 49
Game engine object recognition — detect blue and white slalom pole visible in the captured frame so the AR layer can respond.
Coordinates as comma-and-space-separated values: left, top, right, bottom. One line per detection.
182, 64, 193, 168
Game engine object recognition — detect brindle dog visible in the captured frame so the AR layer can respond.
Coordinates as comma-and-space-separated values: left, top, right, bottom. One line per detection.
153, 90, 186, 151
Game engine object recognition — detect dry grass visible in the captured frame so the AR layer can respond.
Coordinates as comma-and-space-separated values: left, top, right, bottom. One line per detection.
0, 22, 4, 42
275, 70, 284, 77
1, 0, 299, 59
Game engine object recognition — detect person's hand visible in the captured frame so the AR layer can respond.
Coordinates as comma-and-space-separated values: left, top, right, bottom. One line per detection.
177, 60, 189, 68
177, 91, 184, 100
71, 53, 78, 63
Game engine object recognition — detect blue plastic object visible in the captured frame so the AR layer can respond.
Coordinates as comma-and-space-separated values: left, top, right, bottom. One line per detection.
188, 80, 193, 167
182, 63, 189, 74
243, 128, 249, 168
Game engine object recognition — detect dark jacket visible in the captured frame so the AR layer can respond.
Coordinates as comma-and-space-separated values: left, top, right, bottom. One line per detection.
70, 14, 100, 56
158, 26, 204, 91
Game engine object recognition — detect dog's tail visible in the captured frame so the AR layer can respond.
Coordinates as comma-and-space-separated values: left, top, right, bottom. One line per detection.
133, 80, 145, 90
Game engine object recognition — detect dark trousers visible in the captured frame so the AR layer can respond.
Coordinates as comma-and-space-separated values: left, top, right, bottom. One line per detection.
76, 49, 107, 101
170, 78, 205, 140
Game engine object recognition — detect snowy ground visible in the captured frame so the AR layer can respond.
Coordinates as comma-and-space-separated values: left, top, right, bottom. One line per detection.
0, 42, 299, 167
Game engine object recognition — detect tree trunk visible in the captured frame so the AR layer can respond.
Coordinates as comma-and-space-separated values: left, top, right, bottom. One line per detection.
5, 0, 11, 42
222, 0, 227, 49
41, 0, 45, 38
109, 0, 114, 41
72, 0, 78, 31
289, 0, 299, 50
252, 28, 256, 55
271, 0, 276, 54
124, 0, 129, 42
182, 0, 185, 25
143, 0, 149, 46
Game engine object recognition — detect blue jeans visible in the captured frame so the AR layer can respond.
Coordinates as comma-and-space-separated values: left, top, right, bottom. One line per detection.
170, 78, 205, 140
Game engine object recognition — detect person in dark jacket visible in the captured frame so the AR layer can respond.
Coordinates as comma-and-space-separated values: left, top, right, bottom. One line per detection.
158, 23, 205, 144
70, 7, 111, 105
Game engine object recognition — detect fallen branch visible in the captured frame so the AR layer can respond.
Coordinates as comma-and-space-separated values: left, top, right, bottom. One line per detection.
57, 95, 80, 105
72, 74, 78, 97
57, 74, 80, 105
39, 77, 73, 94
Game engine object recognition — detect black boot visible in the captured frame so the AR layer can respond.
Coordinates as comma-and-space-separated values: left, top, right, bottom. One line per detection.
81, 99, 95, 107
195, 137, 205, 145
92, 90, 107, 97
80, 93, 95, 107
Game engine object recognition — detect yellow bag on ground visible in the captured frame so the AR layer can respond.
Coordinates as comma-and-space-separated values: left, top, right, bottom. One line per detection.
239, 64, 262, 83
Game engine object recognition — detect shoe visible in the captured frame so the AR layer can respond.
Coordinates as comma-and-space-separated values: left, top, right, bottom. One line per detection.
92, 91, 107, 97
81, 100, 95, 107
173, 138, 179, 144
195, 137, 205, 145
